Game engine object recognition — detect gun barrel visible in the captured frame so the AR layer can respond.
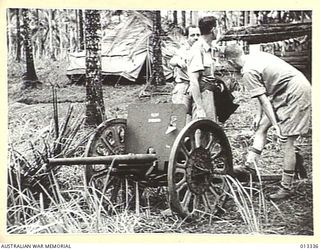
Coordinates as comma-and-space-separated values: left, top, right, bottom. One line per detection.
48, 154, 157, 166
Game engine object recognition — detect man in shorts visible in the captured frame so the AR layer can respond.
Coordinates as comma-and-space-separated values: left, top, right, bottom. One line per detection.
224, 43, 311, 200
187, 16, 238, 122
170, 25, 201, 118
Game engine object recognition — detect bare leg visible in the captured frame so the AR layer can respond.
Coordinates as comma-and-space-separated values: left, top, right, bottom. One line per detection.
281, 135, 298, 188
247, 115, 271, 163
233, 115, 271, 174
269, 135, 298, 200
194, 90, 216, 148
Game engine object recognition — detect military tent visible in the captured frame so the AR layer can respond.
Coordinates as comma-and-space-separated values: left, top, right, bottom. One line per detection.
67, 12, 180, 84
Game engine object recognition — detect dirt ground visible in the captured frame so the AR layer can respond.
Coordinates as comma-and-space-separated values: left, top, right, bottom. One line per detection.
7, 72, 313, 234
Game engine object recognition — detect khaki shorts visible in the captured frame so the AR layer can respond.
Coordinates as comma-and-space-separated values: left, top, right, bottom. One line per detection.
274, 73, 311, 136
191, 90, 217, 121
172, 83, 192, 114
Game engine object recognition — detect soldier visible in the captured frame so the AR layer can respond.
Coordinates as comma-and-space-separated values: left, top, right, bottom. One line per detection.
170, 25, 201, 118
224, 43, 311, 200
187, 16, 238, 122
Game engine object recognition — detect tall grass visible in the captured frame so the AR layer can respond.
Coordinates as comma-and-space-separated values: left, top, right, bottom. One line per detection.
7, 104, 85, 231
7, 88, 288, 234
7, 179, 141, 233
225, 164, 269, 234
7, 166, 180, 233
6, 103, 176, 233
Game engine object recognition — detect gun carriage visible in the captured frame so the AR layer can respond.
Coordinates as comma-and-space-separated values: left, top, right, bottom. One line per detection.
48, 103, 234, 219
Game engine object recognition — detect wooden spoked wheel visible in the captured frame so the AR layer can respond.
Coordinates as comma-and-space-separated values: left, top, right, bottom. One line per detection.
84, 118, 134, 212
168, 119, 233, 219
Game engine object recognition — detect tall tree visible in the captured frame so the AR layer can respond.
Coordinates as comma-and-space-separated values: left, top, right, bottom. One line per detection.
67, 9, 78, 53
33, 9, 40, 58
173, 10, 178, 25
181, 10, 186, 28
31, 9, 46, 58
16, 8, 21, 62
57, 10, 64, 59
48, 9, 56, 60
244, 11, 249, 26
150, 10, 165, 87
6, 9, 13, 58
85, 9, 105, 126
79, 9, 84, 51
68, 10, 74, 52
21, 8, 39, 87
75, 10, 79, 50
223, 11, 229, 31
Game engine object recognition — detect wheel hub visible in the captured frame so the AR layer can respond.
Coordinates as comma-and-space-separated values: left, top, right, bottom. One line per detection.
186, 147, 212, 194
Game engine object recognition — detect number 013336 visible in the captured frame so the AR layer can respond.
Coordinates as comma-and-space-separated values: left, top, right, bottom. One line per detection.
300, 244, 319, 248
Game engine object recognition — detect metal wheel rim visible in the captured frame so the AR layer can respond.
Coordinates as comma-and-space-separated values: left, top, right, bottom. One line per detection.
84, 118, 134, 211
168, 119, 233, 219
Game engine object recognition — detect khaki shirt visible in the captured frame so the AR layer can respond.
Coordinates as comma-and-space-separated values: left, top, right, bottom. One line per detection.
241, 51, 311, 136
242, 52, 301, 99
187, 37, 217, 92
170, 41, 191, 83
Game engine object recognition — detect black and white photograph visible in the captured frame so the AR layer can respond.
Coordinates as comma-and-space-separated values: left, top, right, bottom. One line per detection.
4, 5, 315, 239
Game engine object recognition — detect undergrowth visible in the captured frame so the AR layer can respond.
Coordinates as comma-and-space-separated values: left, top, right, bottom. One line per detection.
7, 101, 275, 234
6, 57, 313, 235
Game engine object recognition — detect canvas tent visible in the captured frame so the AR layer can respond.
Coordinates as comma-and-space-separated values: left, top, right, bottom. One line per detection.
67, 12, 180, 84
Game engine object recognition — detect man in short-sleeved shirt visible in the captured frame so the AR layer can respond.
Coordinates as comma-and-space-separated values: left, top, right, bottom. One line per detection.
225, 44, 311, 200
188, 16, 238, 122
170, 26, 201, 111
187, 16, 218, 120
188, 37, 215, 84
242, 51, 310, 136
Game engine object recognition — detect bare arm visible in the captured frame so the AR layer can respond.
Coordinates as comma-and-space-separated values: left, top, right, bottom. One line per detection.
256, 99, 263, 118
257, 94, 277, 126
169, 55, 185, 68
252, 99, 263, 130
170, 47, 187, 68
189, 71, 206, 117
256, 94, 287, 141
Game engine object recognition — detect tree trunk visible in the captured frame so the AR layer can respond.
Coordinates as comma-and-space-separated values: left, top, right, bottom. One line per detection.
69, 10, 77, 52
36, 9, 45, 58
85, 9, 105, 126
75, 10, 79, 50
223, 11, 228, 31
48, 9, 56, 60
16, 8, 21, 62
69, 27, 74, 52
40, 35, 45, 58
21, 8, 39, 87
79, 9, 84, 51
150, 11, 165, 87
181, 11, 186, 28
64, 13, 69, 55
189, 11, 193, 25
7, 9, 13, 58
244, 11, 249, 26
57, 10, 64, 59
34, 9, 40, 58
173, 11, 178, 25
